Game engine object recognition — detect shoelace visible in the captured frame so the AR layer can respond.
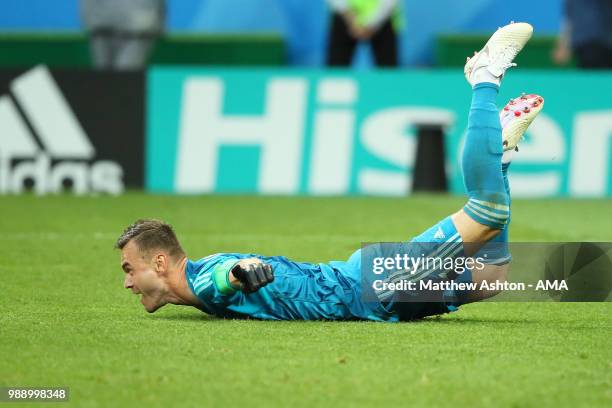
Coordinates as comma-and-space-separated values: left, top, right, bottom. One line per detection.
492, 45, 520, 71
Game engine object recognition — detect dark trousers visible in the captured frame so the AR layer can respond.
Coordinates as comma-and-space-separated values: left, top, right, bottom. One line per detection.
326, 13, 398, 67
575, 41, 612, 69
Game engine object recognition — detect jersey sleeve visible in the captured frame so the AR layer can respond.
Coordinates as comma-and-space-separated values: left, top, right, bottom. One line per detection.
192, 258, 242, 306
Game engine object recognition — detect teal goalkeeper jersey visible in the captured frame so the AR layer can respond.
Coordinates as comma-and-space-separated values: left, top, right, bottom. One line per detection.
184, 252, 397, 322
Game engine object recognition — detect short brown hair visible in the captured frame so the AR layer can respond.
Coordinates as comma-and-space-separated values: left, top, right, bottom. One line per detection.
115, 219, 185, 258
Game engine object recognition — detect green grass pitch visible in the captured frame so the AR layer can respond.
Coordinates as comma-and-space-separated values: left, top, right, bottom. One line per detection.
1, 194, 611, 407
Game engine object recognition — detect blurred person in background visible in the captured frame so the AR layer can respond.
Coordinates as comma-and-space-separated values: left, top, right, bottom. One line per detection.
81, 0, 166, 70
326, 0, 402, 67
553, 0, 612, 69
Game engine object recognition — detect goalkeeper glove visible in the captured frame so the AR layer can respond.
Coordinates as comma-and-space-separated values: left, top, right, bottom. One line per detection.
231, 263, 274, 293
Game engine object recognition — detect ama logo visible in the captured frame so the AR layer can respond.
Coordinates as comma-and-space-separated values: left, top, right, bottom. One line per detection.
0, 66, 124, 195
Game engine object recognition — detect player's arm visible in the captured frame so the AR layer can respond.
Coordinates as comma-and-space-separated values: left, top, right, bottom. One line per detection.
211, 258, 274, 294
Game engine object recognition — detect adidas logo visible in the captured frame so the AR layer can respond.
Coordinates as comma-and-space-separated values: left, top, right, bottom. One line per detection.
433, 226, 446, 240
0, 66, 124, 195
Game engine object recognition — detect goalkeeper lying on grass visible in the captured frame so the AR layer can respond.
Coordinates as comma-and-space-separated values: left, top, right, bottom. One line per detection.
117, 22, 544, 321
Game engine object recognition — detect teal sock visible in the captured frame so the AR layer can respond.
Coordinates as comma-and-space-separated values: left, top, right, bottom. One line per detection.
461, 82, 510, 230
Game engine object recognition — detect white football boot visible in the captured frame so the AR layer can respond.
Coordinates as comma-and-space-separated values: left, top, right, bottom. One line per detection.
500, 93, 544, 152
465, 22, 534, 87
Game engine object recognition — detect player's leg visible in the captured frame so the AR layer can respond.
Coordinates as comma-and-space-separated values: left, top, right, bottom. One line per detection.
377, 23, 535, 318
451, 22, 534, 252
388, 91, 544, 313
400, 22, 535, 261
382, 23, 535, 316
451, 80, 507, 249
465, 92, 545, 302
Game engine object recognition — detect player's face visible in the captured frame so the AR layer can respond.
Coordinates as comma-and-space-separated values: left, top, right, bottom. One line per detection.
120, 241, 167, 313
